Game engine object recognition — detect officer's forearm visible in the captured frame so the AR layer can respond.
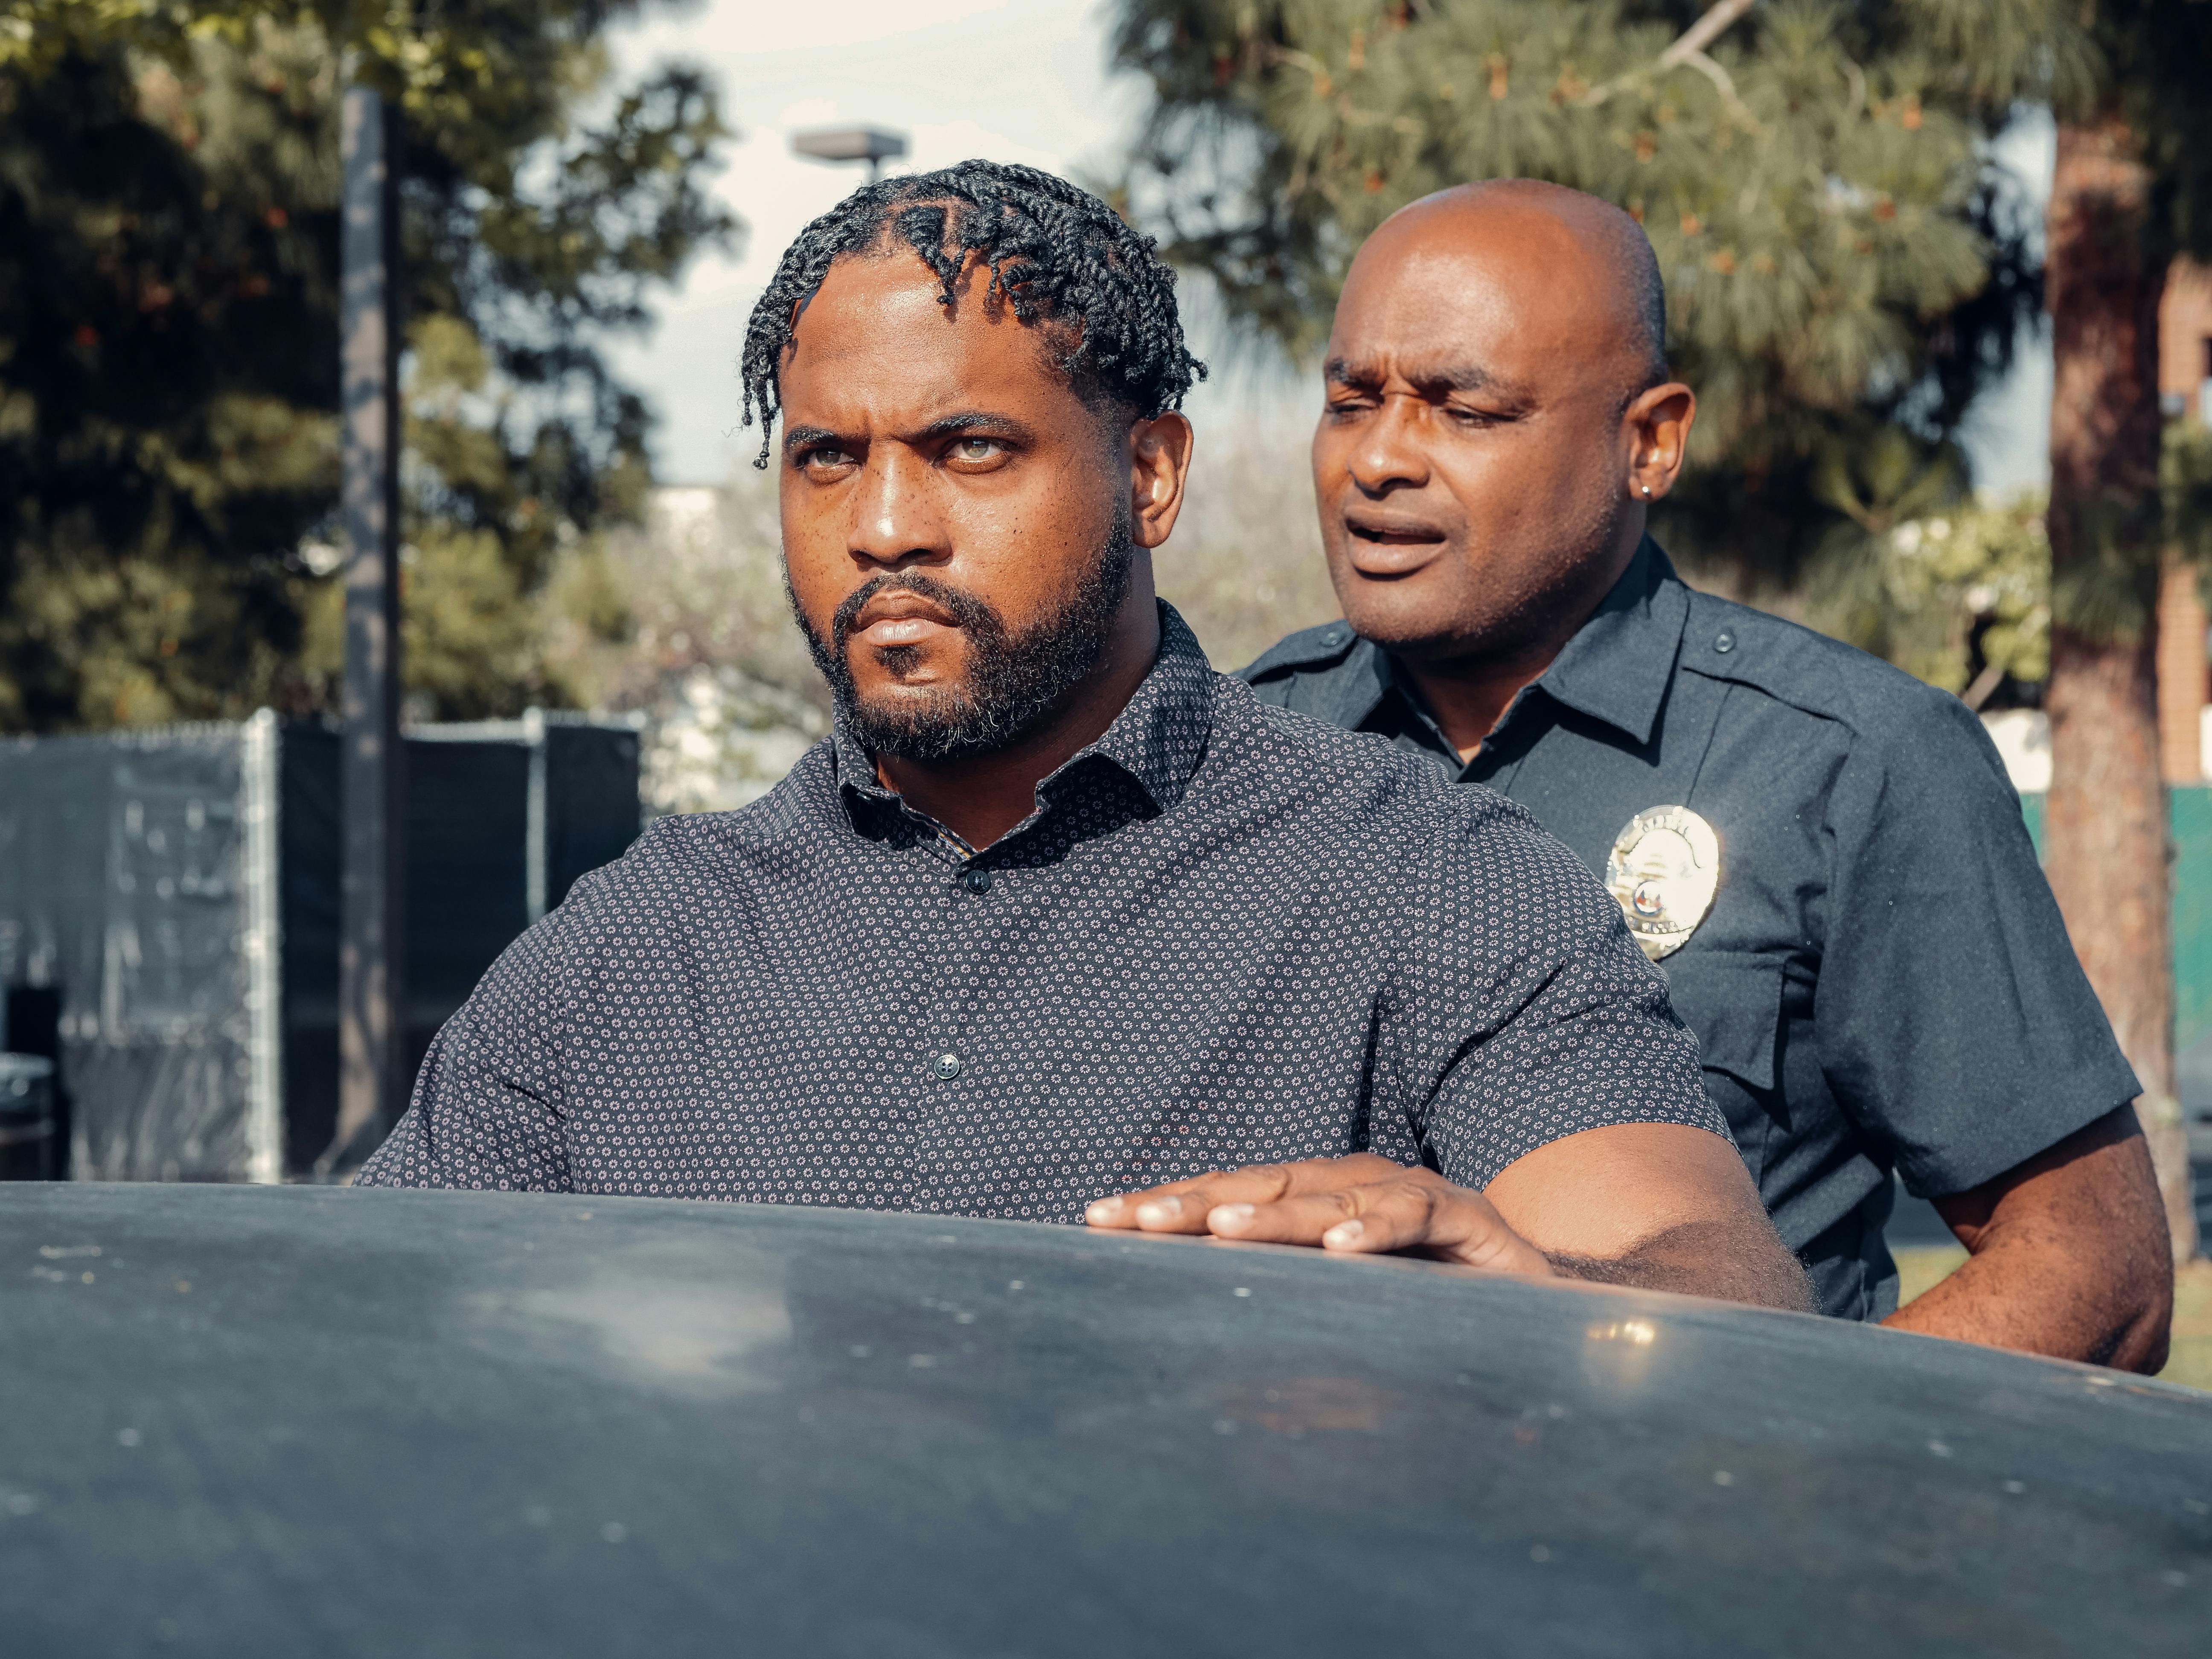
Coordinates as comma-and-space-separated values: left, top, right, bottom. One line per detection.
1881, 1108, 2172, 1372
1546, 1215, 1816, 1313
1883, 1231, 2170, 1369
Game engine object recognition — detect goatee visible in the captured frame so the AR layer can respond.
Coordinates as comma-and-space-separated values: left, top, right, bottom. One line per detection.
791, 533, 1135, 763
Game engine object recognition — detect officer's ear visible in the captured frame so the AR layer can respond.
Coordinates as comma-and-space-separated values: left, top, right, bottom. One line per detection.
1624, 384, 1696, 503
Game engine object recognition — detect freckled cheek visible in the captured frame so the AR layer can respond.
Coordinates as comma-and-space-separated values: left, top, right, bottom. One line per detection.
777, 517, 853, 631
943, 475, 1100, 608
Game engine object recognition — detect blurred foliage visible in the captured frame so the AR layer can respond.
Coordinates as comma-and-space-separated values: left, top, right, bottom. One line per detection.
1802, 417, 2212, 702
1151, 411, 1340, 668
2170, 419, 2212, 574
0, 2, 734, 731
1106, 0, 2084, 589
1808, 485, 2050, 701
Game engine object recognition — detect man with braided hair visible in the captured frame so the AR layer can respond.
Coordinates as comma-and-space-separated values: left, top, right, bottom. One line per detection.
359, 162, 1811, 1313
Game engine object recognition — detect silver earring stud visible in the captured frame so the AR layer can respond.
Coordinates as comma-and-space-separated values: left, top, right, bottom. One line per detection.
1641, 484, 1652, 498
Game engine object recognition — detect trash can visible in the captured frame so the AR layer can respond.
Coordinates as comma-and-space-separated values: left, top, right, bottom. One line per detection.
0, 1054, 56, 1182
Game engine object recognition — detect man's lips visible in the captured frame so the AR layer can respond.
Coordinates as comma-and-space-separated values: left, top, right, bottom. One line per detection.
1341, 511, 1452, 576
851, 590, 959, 648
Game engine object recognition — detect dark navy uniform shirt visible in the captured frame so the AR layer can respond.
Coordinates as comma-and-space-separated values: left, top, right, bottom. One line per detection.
1243, 540, 2139, 1319
361, 605, 1720, 1214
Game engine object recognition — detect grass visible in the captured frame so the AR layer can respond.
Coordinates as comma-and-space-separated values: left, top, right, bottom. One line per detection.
1893, 1247, 2212, 1391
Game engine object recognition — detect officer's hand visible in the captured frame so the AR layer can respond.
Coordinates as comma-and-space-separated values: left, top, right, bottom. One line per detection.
1083, 1153, 1555, 1276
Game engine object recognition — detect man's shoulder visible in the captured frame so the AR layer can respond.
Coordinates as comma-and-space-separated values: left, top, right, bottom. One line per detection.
1236, 620, 1361, 691
1678, 589, 1988, 757
1208, 673, 1539, 843
565, 739, 843, 908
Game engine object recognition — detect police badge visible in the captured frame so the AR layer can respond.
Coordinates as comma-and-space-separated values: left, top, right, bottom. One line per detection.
1604, 806, 1721, 962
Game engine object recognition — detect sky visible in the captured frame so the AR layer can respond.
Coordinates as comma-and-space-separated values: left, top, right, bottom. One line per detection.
603, 0, 2054, 493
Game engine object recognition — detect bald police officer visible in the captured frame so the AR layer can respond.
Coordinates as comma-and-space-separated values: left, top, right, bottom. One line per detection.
1235, 180, 2172, 1369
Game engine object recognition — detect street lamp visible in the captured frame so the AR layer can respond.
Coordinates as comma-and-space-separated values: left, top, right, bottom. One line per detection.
791, 125, 909, 186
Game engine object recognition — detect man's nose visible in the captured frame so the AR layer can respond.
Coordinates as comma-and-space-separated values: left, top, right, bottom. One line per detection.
847, 445, 948, 567
1346, 396, 1432, 497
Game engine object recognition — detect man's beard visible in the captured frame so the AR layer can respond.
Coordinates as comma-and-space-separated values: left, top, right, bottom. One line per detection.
792, 532, 1135, 764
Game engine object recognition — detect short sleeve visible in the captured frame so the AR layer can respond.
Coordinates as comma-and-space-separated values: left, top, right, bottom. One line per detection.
1391, 791, 1728, 1188
353, 897, 579, 1192
1813, 694, 2139, 1197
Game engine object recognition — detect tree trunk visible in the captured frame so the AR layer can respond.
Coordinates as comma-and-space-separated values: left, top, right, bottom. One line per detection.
2044, 119, 2197, 1263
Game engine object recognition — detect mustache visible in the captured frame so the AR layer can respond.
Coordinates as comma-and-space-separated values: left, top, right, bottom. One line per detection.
830, 571, 1004, 652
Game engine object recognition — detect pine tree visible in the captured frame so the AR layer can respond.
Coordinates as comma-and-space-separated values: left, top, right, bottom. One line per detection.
0, 3, 735, 729
1110, 0, 2074, 586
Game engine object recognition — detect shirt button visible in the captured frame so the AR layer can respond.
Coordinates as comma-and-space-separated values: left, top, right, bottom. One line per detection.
931, 1052, 962, 1080
962, 867, 994, 894
1713, 628, 1737, 654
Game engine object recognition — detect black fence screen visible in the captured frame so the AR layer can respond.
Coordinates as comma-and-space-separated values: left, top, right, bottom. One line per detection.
0, 713, 640, 1180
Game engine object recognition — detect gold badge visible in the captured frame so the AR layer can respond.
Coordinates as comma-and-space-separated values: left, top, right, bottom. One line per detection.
1605, 806, 1721, 962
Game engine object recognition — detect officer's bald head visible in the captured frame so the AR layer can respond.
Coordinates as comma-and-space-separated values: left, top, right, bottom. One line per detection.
1310, 178, 1695, 677
1347, 179, 1667, 397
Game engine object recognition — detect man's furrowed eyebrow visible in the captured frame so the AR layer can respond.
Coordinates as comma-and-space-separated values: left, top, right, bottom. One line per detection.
781, 411, 1036, 458
781, 424, 841, 457
911, 410, 1034, 444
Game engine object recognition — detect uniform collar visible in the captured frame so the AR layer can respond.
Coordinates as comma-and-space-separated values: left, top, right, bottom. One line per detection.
1339, 536, 1687, 751
1523, 536, 1688, 748
831, 600, 1214, 836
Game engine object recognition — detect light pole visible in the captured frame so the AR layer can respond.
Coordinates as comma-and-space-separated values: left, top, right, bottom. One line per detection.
330, 85, 406, 1176
791, 125, 909, 186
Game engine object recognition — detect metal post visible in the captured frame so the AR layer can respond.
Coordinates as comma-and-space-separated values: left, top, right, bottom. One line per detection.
239, 708, 285, 1185
330, 87, 405, 1174
523, 707, 548, 925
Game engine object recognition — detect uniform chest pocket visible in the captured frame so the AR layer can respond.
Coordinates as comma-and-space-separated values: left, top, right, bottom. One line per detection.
1660, 952, 1784, 1094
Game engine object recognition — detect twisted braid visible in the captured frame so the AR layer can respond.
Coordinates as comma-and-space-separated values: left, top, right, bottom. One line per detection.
739, 160, 1205, 466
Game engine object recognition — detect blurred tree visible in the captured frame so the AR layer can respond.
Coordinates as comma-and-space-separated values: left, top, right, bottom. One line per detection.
1809, 478, 2050, 705
2039, 2, 2212, 1263
1107, 0, 2068, 588
0, 2, 734, 729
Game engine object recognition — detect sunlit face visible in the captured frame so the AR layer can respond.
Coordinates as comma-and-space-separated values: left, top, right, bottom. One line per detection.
776, 250, 1135, 759
1310, 202, 1647, 665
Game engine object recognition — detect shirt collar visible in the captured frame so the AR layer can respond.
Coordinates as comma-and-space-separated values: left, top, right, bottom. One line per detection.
1522, 536, 1687, 748
830, 599, 1215, 835
1335, 536, 1688, 751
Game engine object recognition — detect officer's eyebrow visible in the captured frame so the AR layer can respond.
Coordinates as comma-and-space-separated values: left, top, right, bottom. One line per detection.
1323, 355, 1529, 402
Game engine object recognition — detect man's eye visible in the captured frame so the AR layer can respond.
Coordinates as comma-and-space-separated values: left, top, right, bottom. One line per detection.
804, 447, 855, 469
952, 437, 1002, 462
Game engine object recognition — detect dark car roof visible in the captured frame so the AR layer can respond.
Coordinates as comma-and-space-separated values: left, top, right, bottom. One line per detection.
3, 1185, 2206, 1656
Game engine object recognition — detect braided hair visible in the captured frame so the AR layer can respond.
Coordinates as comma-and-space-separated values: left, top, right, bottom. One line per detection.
739, 160, 1205, 466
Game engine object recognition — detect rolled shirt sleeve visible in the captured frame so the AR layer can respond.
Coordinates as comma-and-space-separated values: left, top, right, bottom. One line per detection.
1813, 693, 2139, 1198
1389, 787, 1723, 1189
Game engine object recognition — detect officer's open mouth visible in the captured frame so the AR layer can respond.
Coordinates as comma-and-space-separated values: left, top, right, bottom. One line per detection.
1344, 511, 1449, 574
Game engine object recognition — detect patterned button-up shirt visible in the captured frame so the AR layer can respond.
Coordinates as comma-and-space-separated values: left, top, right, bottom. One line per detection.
358, 605, 1719, 1213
